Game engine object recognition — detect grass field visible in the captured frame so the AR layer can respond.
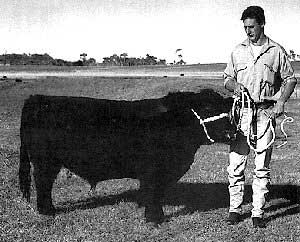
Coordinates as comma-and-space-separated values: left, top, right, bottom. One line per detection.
0, 69, 299, 241
0, 62, 299, 79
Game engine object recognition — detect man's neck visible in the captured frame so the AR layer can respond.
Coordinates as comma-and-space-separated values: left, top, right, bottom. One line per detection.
251, 34, 267, 46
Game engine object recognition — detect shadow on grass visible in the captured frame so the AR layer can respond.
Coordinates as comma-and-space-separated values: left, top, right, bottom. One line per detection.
163, 183, 299, 221
55, 182, 299, 222
56, 190, 138, 213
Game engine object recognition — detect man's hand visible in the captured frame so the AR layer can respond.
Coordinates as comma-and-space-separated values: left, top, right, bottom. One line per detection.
233, 83, 246, 97
224, 79, 247, 97
271, 100, 285, 118
267, 78, 297, 118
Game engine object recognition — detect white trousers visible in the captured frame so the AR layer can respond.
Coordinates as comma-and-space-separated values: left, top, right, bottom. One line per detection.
227, 107, 275, 218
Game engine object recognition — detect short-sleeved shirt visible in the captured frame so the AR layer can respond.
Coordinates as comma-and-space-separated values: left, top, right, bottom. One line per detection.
224, 37, 296, 103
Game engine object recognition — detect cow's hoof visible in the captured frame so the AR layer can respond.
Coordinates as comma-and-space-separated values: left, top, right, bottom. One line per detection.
146, 221, 161, 228
145, 216, 164, 226
38, 206, 56, 216
145, 206, 164, 225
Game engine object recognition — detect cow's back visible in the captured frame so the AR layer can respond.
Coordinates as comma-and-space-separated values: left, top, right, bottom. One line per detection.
20, 95, 182, 182
20, 91, 233, 185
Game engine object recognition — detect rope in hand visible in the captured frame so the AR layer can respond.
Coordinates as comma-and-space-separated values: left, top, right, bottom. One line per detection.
276, 114, 294, 148
242, 92, 276, 153
191, 109, 228, 143
191, 92, 294, 148
233, 91, 294, 153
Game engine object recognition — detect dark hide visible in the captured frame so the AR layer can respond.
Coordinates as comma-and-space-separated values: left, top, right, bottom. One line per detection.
19, 89, 234, 224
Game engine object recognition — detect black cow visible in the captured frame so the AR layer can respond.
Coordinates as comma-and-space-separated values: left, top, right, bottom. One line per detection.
19, 89, 234, 224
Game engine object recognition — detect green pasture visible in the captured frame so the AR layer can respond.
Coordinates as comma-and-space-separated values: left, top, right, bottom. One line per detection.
0, 73, 299, 241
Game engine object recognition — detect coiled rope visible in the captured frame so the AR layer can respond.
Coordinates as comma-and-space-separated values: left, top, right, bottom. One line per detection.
240, 92, 276, 153
191, 91, 294, 150
232, 91, 294, 153
276, 114, 294, 148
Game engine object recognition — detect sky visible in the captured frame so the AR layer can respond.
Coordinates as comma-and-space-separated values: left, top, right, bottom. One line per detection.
1, 0, 299, 64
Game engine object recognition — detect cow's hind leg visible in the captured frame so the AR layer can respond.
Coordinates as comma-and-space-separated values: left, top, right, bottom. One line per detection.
33, 159, 61, 216
140, 173, 165, 224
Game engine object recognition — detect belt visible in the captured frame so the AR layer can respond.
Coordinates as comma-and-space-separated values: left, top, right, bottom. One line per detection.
240, 100, 275, 109
238, 99, 255, 108
255, 100, 275, 109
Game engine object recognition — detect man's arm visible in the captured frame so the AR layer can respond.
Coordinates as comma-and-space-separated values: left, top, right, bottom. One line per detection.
265, 47, 298, 118
271, 47, 298, 117
224, 78, 246, 97
271, 78, 297, 117
224, 52, 246, 97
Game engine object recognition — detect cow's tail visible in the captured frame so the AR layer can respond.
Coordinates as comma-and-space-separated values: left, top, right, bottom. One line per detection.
19, 104, 31, 202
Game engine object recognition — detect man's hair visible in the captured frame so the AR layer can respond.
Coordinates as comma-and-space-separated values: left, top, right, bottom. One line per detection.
241, 6, 265, 25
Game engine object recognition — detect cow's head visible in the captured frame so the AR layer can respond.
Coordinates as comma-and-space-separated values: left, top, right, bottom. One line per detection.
165, 89, 236, 144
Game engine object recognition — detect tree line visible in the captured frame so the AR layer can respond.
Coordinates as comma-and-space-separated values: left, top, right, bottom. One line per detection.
1, 50, 297, 66
0, 53, 167, 66
102, 53, 166, 66
288, 50, 300, 61
0, 53, 96, 66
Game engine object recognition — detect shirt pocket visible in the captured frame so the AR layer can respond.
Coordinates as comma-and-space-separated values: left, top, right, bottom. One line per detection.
235, 63, 247, 79
263, 63, 275, 86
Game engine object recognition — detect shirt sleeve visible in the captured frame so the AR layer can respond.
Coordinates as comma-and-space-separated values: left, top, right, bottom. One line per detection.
223, 52, 237, 87
279, 48, 297, 84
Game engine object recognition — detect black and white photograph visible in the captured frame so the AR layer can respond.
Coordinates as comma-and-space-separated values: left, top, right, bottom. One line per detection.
0, 0, 299, 241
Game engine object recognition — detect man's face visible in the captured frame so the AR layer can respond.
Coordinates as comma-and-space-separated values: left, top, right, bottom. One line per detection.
243, 18, 264, 44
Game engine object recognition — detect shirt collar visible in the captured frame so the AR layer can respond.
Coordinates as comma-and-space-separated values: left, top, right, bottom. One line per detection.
241, 36, 276, 48
241, 36, 276, 55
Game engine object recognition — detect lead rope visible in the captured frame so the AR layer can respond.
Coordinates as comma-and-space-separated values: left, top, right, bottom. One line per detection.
244, 92, 276, 153
234, 91, 293, 153
191, 92, 293, 147
276, 114, 294, 148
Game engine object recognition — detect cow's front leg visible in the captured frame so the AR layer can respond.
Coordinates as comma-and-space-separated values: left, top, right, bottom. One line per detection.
144, 201, 164, 224
141, 177, 165, 224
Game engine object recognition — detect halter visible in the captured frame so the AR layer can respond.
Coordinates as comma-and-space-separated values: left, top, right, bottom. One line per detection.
191, 91, 294, 150
191, 109, 229, 143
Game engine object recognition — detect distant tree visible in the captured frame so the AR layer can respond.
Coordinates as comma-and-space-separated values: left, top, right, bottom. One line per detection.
80, 53, 87, 62
288, 49, 300, 61
112, 54, 121, 65
145, 54, 157, 65
289, 50, 295, 60
120, 53, 128, 66
102, 57, 113, 65
72, 60, 84, 66
102, 54, 120, 66
29, 53, 54, 65
174, 48, 185, 65
101, 53, 166, 66
176, 59, 186, 65
157, 59, 166, 65
54, 59, 70, 66
86, 58, 97, 66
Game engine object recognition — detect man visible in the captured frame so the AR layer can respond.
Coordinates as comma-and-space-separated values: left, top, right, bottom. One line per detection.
223, 6, 297, 228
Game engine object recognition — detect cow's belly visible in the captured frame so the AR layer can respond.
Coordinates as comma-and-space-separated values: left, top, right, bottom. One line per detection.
26, 126, 199, 182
